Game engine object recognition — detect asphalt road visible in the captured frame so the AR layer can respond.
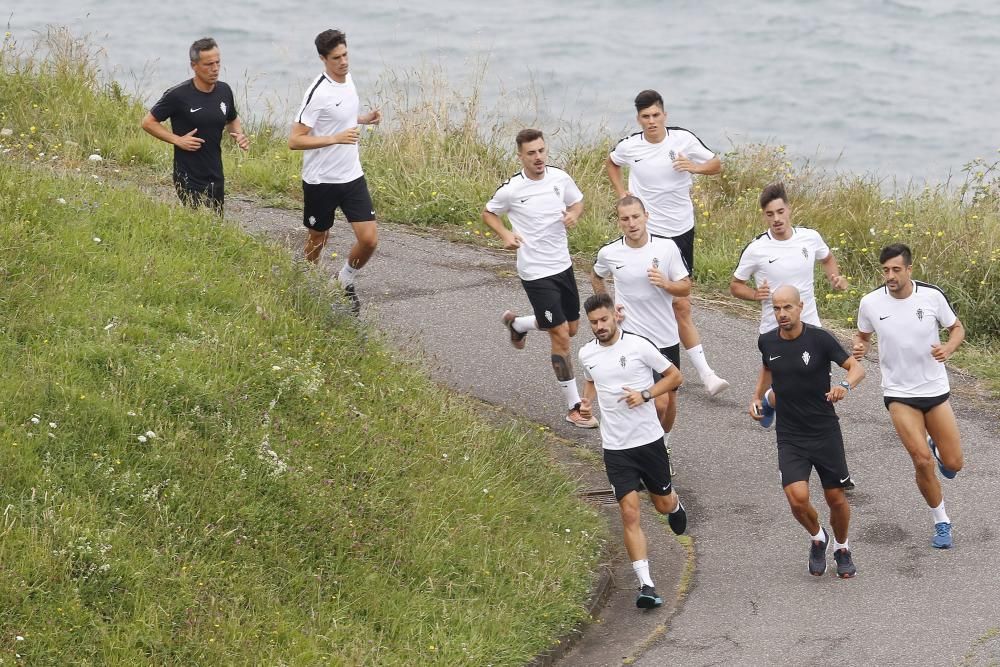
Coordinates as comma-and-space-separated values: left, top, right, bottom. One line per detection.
232, 200, 1000, 667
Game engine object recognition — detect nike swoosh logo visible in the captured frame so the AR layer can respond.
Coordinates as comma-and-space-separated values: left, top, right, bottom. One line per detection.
190, 107, 202, 112
586, 364, 597, 369
769, 355, 781, 361
840, 476, 851, 484
634, 158, 643, 162
768, 258, 778, 263
879, 315, 891, 320
519, 198, 528, 203
335, 100, 344, 107
615, 264, 625, 269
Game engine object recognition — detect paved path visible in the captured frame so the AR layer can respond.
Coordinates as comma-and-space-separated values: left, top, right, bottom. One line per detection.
231, 198, 1000, 666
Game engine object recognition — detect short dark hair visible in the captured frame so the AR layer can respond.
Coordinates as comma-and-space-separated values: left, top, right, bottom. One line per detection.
189, 37, 218, 64
584, 292, 615, 314
616, 195, 646, 214
879, 243, 913, 266
634, 89, 664, 113
759, 182, 789, 210
315, 29, 347, 57
515, 128, 544, 149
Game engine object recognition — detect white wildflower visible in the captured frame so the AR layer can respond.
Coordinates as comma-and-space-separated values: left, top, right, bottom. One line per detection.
48, 422, 57, 428
56, 197, 67, 204
127, 411, 136, 417
137, 435, 147, 443
93, 237, 102, 243
145, 430, 156, 438
29, 416, 40, 424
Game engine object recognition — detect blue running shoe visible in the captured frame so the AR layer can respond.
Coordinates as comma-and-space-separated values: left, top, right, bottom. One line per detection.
927, 436, 957, 479
636, 584, 662, 609
932, 521, 953, 549
759, 391, 775, 429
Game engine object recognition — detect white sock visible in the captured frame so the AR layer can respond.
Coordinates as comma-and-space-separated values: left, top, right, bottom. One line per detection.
669, 497, 683, 514
810, 527, 827, 542
338, 263, 358, 286
931, 500, 950, 524
833, 539, 849, 552
632, 559, 655, 588
685, 344, 714, 382
512, 316, 538, 334
560, 380, 582, 410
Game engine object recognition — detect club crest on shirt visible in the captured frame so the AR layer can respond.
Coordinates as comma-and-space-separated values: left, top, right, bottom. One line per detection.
916, 308, 924, 321
619, 355, 627, 368
544, 310, 553, 323
668, 149, 677, 160
553, 185, 561, 197
652, 257, 660, 269
801, 351, 811, 365
220, 101, 227, 116
801, 247, 808, 258
307, 215, 316, 227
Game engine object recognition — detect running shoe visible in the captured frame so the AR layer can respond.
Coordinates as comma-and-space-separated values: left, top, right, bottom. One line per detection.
667, 501, 687, 535
566, 404, 599, 429
927, 436, 957, 479
703, 373, 731, 397
500, 310, 527, 350
636, 584, 662, 609
343, 284, 361, 316
809, 527, 830, 576
833, 548, 857, 578
759, 390, 776, 429
932, 521, 953, 549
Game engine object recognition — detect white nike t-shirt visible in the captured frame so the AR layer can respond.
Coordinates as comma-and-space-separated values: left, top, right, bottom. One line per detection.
733, 227, 831, 333
592, 234, 689, 347
485, 166, 584, 281
608, 128, 715, 237
857, 281, 958, 398
295, 72, 364, 185
580, 331, 670, 451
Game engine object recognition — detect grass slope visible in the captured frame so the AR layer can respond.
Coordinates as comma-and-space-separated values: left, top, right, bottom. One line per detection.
0, 162, 603, 664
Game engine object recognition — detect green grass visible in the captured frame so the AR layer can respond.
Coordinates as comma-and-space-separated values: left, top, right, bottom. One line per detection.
0, 158, 604, 663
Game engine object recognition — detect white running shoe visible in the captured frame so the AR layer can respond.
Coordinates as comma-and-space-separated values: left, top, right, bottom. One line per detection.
703, 373, 731, 396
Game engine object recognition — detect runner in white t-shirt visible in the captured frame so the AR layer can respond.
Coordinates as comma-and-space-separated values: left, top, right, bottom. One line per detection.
483, 129, 597, 428
606, 89, 729, 396
591, 196, 690, 438
853, 244, 967, 549
289, 29, 381, 314
578, 292, 688, 609
732, 183, 849, 448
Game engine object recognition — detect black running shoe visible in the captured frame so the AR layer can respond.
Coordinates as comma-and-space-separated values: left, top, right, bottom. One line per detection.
667, 501, 687, 535
834, 548, 857, 578
344, 284, 361, 316
636, 584, 662, 609
808, 528, 829, 576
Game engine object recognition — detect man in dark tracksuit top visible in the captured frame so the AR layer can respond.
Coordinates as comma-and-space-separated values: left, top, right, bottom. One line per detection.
751, 285, 865, 578
141, 37, 249, 212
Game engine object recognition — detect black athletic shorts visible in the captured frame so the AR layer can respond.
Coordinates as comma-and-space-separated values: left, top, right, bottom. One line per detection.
669, 227, 695, 273
520, 265, 579, 329
174, 177, 224, 214
777, 430, 850, 489
604, 437, 673, 501
652, 344, 681, 383
302, 175, 376, 232
884, 392, 950, 413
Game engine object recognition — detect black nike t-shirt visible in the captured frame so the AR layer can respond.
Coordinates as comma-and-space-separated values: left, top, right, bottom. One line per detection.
758, 323, 849, 441
149, 79, 238, 187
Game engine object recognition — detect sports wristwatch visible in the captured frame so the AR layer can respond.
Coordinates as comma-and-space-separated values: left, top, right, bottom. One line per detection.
839, 381, 851, 391
641, 389, 652, 402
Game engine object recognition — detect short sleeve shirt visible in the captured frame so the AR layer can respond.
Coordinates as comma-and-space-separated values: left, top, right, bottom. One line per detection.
150, 79, 238, 186
580, 331, 670, 450
758, 324, 849, 441
295, 72, 363, 184
733, 227, 832, 333
608, 127, 715, 237
593, 234, 689, 347
857, 281, 957, 397
485, 167, 584, 281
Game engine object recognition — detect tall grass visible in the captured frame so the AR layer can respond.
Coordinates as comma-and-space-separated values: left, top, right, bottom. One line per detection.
0, 140, 603, 663
2, 29, 996, 353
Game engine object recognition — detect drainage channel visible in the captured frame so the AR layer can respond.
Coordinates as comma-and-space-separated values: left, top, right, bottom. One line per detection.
579, 488, 618, 506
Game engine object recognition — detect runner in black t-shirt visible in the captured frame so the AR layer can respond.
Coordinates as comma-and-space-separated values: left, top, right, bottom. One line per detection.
141, 37, 249, 213
750, 285, 865, 578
